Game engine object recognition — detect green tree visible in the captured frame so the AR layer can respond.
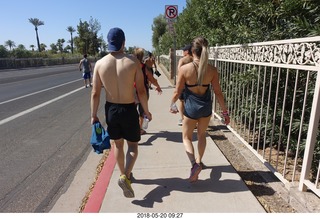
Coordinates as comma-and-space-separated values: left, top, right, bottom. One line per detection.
30, 44, 35, 51
74, 17, 101, 55
5, 40, 16, 51
66, 26, 76, 54
28, 18, 44, 52
50, 43, 58, 54
151, 14, 169, 55
17, 44, 26, 50
173, 0, 320, 47
98, 35, 107, 56
64, 45, 71, 53
56, 38, 65, 53
0, 45, 9, 58
40, 43, 46, 52
13, 44, 31, 58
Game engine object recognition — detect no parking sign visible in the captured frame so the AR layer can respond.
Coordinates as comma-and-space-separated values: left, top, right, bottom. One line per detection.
165, 5, 178, 21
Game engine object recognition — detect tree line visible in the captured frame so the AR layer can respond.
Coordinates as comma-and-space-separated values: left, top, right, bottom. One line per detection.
0, 16, 106, 59
151, 0, 320, 55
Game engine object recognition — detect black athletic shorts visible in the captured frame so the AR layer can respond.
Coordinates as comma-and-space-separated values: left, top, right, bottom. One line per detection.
105, 101, 140, 142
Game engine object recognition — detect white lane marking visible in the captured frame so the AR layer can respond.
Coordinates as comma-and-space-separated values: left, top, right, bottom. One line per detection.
0, 86, 84, 126
0, 79, 82, 105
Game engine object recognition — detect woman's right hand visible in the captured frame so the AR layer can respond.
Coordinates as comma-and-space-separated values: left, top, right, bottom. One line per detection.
169, 103, 179, 114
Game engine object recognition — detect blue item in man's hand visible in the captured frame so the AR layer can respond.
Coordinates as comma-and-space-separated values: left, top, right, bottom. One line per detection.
90, 122, 111, 154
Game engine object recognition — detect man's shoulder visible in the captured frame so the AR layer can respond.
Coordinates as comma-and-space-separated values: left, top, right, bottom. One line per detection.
96, 53, 138, 67
180, 56, 193, 64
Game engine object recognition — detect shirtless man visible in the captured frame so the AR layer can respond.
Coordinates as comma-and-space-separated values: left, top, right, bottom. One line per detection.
177, 45, 193, 126
144, 52, 157, 89
91, 27, 151, 198
79, 54, 93, 88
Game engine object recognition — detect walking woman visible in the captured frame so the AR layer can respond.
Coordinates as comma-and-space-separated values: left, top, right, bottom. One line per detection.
169, 36, 230, 183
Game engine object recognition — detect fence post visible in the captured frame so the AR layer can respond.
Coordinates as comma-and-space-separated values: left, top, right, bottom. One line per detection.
299, 68, 320, 192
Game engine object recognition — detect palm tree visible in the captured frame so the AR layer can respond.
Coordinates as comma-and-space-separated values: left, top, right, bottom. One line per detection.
30, 44, 35, 51
66, 26, 76, 54
28, 18, 44, 52
40, 43, 47, 52
4, 40, 15, 50
56, 38, 65, 53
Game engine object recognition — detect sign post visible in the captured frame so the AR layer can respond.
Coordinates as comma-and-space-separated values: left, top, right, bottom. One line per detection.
165, 5, 178, 85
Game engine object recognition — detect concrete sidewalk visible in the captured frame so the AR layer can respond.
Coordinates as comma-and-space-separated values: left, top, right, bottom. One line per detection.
81, 68, 266, 213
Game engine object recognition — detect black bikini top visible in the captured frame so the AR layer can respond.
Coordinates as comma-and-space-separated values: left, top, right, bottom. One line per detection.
185, 62, 210, 88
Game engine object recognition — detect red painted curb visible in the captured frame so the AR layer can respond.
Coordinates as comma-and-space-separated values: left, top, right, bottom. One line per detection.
82, 146, 116, 213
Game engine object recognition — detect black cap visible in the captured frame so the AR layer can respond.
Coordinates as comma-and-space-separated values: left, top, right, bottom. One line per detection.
182, 44, 192, 51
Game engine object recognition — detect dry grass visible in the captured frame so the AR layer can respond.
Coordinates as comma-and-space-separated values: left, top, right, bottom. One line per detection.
78, 149, 110, 212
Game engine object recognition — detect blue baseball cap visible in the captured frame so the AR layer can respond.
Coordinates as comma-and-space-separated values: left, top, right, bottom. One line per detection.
107, 27, 125, 52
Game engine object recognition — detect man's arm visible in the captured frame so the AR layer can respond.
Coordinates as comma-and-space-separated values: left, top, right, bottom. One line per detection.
135, 62, 152, 121
89, 61, 93, 72
152, 57, 157, 69
78, 59, 83, 71
145, 68, 162, 94
90, 63, 102, 124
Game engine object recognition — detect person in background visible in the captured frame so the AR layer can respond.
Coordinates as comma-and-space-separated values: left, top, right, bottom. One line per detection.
91, 27, 151, 198
144, 52, 157, 89
169, 36, 230, 183
79, 54, 92, 88
133, 48, 162, 135
177, 44, 193, 126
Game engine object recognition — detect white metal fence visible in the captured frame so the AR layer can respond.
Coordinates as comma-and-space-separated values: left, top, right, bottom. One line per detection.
174, 36, 320, 197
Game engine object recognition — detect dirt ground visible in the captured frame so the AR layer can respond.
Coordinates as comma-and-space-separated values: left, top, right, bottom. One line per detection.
206, 121, 296, 213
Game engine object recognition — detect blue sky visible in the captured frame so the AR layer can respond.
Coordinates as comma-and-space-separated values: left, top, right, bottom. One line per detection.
0, 0, 187, 52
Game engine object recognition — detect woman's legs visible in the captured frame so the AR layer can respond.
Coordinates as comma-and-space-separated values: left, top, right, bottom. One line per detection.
182, 117, 198, 165
182, 115, 211, 182
195, 116, 211, 164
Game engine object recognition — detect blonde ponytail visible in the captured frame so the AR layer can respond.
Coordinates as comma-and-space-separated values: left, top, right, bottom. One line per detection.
192, 37, 209, 86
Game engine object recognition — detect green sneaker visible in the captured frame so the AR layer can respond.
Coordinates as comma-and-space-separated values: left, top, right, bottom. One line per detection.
118, 175, 135, 198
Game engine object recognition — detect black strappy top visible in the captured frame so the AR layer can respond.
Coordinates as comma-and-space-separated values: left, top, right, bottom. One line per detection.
185, 61, 210, 87
183, 61, 213, 119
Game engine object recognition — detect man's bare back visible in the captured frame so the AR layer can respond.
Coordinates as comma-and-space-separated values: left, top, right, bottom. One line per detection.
94, 53, 142, 104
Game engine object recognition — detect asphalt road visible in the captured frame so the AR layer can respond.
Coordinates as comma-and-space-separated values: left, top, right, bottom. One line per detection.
0, 64, 102, 212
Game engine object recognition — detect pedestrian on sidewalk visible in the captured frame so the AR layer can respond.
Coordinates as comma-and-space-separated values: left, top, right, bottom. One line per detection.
90, 27, 152, 198
144, 51, 157, 89
177, 44, 193, 126
133, 48, 162, 135
169, 36, 230, 183
79, 54, 92, 88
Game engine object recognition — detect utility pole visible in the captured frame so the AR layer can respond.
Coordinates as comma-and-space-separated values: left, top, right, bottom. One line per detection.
165, 5, 178, 85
